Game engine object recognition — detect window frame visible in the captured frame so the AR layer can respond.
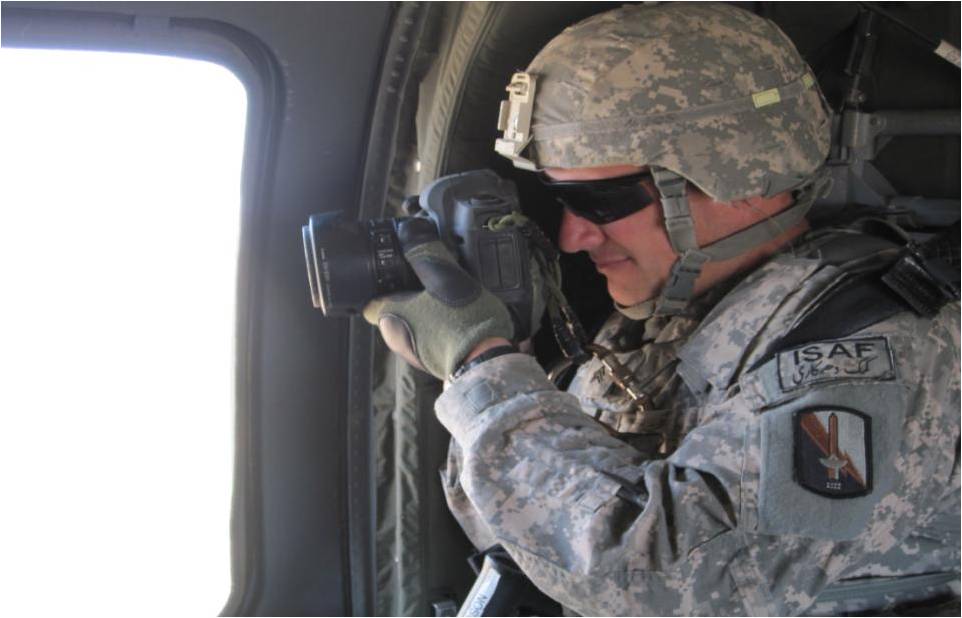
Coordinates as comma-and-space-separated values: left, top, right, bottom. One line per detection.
1, 4, 394, 615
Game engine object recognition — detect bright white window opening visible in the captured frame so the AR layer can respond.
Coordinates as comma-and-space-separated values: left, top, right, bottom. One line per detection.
0, 48, 246, 615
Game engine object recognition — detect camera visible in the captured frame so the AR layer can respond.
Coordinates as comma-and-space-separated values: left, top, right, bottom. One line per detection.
302, 169, 539, 339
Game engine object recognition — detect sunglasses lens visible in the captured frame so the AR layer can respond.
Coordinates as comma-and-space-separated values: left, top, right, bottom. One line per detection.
542, 173, 656, 224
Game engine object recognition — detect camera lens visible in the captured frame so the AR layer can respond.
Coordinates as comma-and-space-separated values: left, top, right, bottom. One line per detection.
302, 211, 420, 316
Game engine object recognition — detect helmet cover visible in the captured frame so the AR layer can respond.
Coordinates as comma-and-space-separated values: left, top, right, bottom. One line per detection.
514, 3, 831, 201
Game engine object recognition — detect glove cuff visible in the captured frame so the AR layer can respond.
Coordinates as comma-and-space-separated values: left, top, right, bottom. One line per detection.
440, 312, 515, 377
451, 344, 519, 381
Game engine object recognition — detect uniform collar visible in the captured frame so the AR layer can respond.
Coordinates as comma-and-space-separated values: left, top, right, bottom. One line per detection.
676, 253, 825, 397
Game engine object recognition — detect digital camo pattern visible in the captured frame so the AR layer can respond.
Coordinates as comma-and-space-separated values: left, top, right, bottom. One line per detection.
436, 230, 960, 615
566, 282, 738, 454
521, 3, 831, 200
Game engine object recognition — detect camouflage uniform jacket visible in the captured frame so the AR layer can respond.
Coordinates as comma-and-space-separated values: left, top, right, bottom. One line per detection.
436, 228, 961, 616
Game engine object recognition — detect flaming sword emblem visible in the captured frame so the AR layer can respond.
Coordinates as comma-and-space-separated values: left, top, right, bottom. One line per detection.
818, 413, 847, 480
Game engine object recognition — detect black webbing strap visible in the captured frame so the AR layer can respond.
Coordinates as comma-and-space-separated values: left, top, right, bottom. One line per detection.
776, 274, 909, 352
752, 224, 960, 370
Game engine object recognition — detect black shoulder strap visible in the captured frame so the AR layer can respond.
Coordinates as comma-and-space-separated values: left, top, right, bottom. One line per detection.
754, 223, 960, 369
777, 274, 909, 351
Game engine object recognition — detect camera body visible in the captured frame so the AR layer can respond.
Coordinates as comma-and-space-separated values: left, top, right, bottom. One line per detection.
303, 169, 537, 339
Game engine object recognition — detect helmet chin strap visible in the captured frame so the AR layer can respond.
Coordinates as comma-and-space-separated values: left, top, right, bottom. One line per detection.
643, 167, 827, 316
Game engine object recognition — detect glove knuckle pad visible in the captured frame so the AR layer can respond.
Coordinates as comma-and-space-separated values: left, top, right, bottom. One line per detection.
397, 218, 438, 249
412, 256, 482, 307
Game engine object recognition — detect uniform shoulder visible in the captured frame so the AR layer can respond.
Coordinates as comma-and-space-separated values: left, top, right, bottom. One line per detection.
679, 221, 957, 396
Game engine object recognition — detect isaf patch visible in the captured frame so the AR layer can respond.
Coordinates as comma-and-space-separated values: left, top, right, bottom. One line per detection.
794, 408, 872, 498
778, 336, 895, 392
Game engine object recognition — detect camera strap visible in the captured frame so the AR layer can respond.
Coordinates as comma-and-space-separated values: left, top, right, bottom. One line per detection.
484, 213, 657, 423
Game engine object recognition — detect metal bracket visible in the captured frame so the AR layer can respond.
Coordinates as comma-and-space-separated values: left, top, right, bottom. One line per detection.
836, 109, 960, 163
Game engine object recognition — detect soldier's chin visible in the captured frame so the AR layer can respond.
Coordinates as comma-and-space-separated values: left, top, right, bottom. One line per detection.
606, 281, 652, 308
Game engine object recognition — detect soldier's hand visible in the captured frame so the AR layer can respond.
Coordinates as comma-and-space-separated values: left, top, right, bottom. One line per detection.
363, 218, 515, 380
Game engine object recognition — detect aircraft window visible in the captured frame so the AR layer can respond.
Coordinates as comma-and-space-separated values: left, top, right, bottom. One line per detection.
0, 48, 245, 615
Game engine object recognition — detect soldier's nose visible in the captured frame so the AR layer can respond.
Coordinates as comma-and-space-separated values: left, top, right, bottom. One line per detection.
558, 208, 605, 254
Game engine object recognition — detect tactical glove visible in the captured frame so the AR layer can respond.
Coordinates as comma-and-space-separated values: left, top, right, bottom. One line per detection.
363, 219, 515, 379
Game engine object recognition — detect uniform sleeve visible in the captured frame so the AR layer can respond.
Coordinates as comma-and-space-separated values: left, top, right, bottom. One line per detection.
435, 304, 960, 616
435, 353, 748, 616
732, 306, 960, 615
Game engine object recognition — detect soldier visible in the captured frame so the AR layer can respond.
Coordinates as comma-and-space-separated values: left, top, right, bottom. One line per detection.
365, 3, 960, 615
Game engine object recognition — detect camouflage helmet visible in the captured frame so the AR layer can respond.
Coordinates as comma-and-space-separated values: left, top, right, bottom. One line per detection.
495, 2, 831, 202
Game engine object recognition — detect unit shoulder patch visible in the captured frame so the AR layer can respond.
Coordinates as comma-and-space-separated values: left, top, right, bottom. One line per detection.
777, 336, 896, 392
794, 408, 872, 498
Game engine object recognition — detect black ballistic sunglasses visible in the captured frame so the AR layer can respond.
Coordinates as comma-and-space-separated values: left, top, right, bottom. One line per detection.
538, 170, 657, 224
